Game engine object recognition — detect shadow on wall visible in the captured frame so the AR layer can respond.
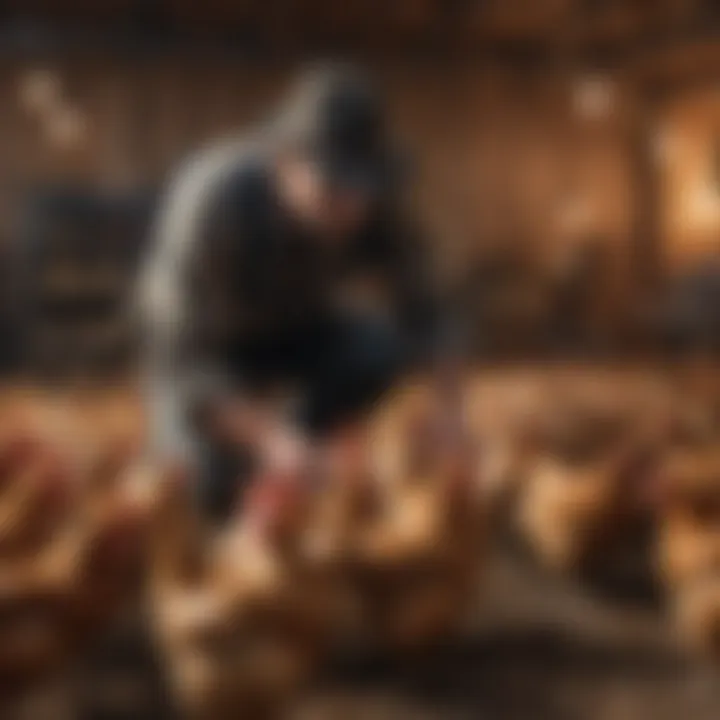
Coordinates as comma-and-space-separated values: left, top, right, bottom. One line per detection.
6, 185, 157, 380
1, 183, 719, 381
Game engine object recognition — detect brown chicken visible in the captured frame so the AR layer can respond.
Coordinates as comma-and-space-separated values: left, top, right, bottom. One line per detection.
512, 389, 665, 574
319, 369, 485, 654
149, 464, 341, 720
0, 431, 152, 707
655, 447, 720, 659
0, 385, 146, 468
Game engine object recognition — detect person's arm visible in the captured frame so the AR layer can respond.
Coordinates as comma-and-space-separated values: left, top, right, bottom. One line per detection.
139, 145, 310, 469
368, 210, 460, 370
138, 148, 244, 464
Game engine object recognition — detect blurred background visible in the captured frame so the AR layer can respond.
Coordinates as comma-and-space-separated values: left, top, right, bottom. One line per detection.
2, 4, 720, 720
1, 0, 720, 378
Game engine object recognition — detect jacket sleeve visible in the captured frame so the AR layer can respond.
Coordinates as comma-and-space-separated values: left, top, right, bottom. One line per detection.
137, 147, 242, 464
369, 212, 458, 368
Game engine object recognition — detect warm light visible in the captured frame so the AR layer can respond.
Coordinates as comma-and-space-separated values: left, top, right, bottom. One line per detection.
652, 125, 680, 166
572, 76, 615, 120
18, 69, 62, 115
682, 183, 720, 231
43, 105, 88, 150
557, 196, 594, 234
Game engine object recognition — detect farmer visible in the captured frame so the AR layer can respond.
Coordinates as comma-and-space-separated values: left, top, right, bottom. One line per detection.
139, 63, 445, 520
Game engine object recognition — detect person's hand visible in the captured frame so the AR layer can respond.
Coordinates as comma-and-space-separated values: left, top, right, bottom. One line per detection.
210, 398, 315, 497
259, 422, 312, 479
209, 398, 272, 447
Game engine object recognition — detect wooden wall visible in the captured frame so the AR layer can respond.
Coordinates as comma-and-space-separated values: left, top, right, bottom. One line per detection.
0, 55, 637, 293
658, 89, 720, 274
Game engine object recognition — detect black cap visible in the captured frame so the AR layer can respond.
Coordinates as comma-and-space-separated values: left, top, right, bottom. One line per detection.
275, 63, 403, 193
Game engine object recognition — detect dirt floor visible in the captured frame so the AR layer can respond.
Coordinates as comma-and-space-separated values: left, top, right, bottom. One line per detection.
65, 541, 720, 720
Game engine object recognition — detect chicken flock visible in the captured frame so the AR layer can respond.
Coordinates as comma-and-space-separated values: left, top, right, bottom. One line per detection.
0, 364, 719, 718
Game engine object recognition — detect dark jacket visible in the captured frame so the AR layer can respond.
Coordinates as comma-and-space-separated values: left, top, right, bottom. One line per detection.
138, 135, 441, 461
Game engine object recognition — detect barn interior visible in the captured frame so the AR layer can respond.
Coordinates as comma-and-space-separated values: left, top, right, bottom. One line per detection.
0, 0, 717, 372
1, 2, 720, 719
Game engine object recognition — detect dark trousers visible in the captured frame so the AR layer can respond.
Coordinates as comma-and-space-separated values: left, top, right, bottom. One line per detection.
197, 312, 404, 520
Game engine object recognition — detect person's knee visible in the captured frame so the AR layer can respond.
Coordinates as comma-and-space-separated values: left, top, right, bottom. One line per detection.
301, 315, 405, 434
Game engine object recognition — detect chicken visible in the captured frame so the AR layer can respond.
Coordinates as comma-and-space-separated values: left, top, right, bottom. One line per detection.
664, 390, 720, 453
327, 367, 485, 653
512, 390, 664, 574
0, 432, 152, 704
0, 385, 145, 472
655, 447, 720, 659
149, 464, 339, 720
80, 388, 146, 457
296, 426, 391, 654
